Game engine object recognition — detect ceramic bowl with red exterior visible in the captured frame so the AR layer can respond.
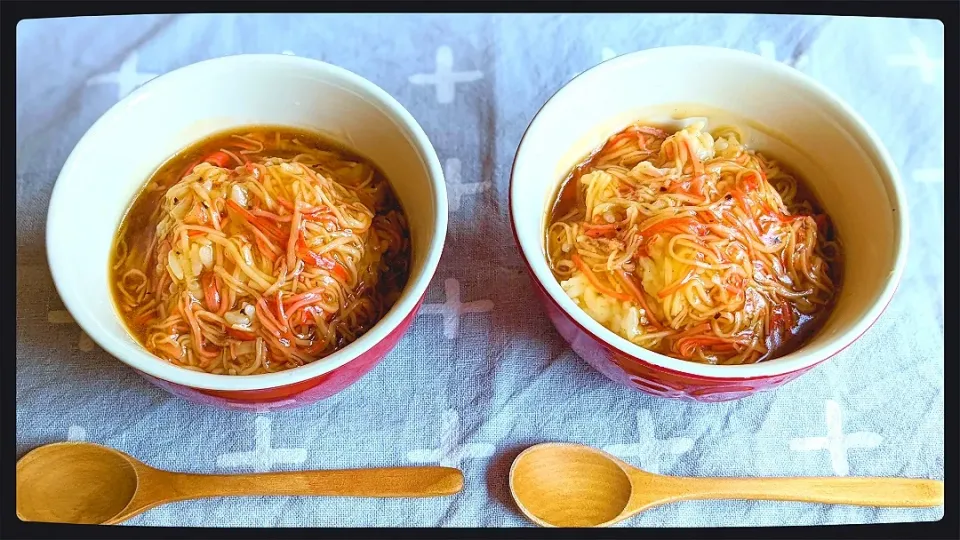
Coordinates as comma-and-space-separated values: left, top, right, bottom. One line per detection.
510, 46, 908, 402
47, 54, 447, 411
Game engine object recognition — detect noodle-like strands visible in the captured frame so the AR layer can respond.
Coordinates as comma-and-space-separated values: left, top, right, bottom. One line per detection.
547, 122, 840, 365
111, 128, 411, 375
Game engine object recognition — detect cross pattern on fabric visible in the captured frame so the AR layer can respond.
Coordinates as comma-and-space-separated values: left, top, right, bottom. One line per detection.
216, 416, 308, 473
602, 410, 694, 473
406, 408, 495, 467
444, 158, 490, 212
409, 46, 483, 104
419, 278, 493, 339
15, 13, 945, 529
86, 50, 158, 100
789, 399, 883, 476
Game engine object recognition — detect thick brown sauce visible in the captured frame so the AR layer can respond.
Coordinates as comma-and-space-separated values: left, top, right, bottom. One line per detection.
112, 125, 411, 347
545, 126, 842, 362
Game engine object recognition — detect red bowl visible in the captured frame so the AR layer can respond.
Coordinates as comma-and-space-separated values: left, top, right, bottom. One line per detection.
47, 55, 448, 410
509, 47, 908, 402
138, 298, 425, 411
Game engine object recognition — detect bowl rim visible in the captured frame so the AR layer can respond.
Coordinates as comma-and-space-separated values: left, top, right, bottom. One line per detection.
46, 53, 448, 391
509, 45, 909, 380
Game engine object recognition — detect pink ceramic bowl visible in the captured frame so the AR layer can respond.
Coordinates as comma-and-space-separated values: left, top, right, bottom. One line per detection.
47, 54, 447, 411
510, 46, 908, 402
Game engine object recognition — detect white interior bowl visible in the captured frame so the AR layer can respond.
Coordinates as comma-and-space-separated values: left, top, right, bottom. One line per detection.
511, 46, 908, 378
47, 54, 447, 391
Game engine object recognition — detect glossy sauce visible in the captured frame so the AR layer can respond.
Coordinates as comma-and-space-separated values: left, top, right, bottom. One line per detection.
545, 125, 842, 362
112, 126, 411, 349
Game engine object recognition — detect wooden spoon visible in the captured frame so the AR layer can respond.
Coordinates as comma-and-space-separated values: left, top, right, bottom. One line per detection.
17, 442, 464, 525
509, 442, 944, 527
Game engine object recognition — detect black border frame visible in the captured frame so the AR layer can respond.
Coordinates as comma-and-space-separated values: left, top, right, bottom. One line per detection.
5, 1, 956, 539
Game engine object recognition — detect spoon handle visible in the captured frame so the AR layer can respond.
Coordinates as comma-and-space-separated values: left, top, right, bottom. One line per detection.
158, 466, 464, 500
661, 475, 944, 508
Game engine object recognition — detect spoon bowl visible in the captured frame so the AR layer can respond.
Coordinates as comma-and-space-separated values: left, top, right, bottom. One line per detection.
510, 443, 633, 527
17, 442, 141, 524
17, 441, 464, 525
509, 442, 944, 528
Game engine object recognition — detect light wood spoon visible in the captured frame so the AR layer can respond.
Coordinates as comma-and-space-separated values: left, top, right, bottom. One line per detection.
509, 442, 944, 527
17, 441, 464, 525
